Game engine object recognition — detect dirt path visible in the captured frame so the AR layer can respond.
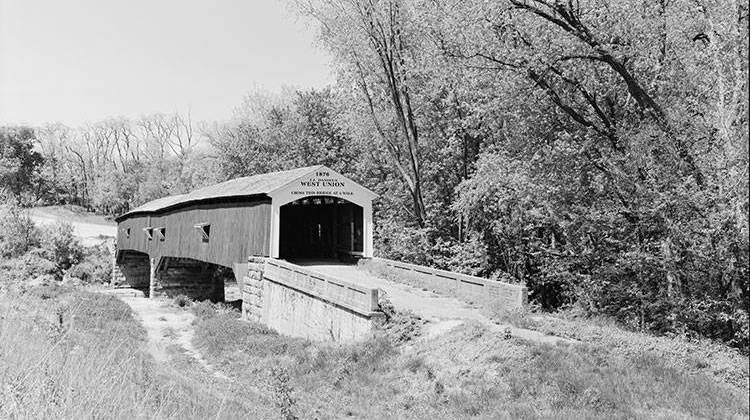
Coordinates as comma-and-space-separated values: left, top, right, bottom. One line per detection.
299, 261, 567, 344
33, 206, 227, 376
100, 289, 228, 379
29, 206, 117, 247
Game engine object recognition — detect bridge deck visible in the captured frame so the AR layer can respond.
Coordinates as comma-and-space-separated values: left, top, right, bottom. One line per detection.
295, 260, 564, 344
294, 260, 489, 324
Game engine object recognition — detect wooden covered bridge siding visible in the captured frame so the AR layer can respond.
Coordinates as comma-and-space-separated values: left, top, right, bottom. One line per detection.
116, 199, 271, 269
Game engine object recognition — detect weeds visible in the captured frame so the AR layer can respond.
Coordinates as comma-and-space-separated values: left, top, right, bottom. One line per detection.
532, 311, 750, 389
0, 287, 273, 419
189, 300, 238, 320
498, 342, 749, 418
269, 367, 298, 420
3, 283, 746, 419
377, 291, 424, 343
173, 294, 192, 308
183, 289, 749, 419
0, 289, 155, 418
2, 266, 747, 419
490, 305, 539, 330
162, 327, 178, 339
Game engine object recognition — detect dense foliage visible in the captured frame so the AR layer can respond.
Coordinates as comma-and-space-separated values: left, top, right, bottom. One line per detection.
1, 127, 44, 198
0, 202, 108, 283
1, 0, 746, 351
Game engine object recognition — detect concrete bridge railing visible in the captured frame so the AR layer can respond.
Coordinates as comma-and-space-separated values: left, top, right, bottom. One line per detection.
370, 257, 528, 309
264, 259, 379, 315
240, 257, 382, 342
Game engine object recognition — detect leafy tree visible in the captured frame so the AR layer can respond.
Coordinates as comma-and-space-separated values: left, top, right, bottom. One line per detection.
437, 0, 749, 348
0, 127, 43, 199
298, 0, 430, 226
208, 88, 363, 181
0, 202, 40, 258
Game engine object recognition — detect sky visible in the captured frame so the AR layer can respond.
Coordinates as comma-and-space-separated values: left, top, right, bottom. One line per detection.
0, 0, 333, 126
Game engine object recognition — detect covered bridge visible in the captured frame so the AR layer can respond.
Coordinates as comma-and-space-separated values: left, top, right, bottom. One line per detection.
112, 165, 377, 301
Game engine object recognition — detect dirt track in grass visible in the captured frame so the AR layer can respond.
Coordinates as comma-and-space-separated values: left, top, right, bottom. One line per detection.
99, 288, 227, 379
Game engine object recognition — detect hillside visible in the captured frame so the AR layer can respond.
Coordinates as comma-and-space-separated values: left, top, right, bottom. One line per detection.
28, 205, 116, 247
1, 284, 748, 419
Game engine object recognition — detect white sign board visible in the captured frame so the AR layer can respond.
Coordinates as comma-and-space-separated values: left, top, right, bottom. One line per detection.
267, 166, 377, 258
288, 169, 356, 200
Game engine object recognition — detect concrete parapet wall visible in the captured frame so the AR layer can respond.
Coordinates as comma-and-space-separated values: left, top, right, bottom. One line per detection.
241, 257, 382, 342
263, 259, 379, 314
261, 280, 378, 342
371, 257, 528, 309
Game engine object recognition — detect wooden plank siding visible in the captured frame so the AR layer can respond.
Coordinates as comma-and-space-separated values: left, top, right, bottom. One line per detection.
116, 198, 272, 268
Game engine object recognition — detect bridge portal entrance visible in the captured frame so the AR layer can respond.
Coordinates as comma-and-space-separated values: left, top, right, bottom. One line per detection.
279, 196, 363, 260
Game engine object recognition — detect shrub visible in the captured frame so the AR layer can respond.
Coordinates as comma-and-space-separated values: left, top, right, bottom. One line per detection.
20, 250, 59, 278
67, 244, 112, 284
377, 292, 424, 344
190, 300, 219, 320
38, 221, 84, 277
0, 203, 39, 258
173, 294, 192, 308
374, 222, 433, 266
0, 250, 58, 285
189, 300, 239, 321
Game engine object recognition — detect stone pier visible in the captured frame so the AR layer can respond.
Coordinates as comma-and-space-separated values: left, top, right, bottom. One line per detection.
149, 257, 227, 302
241, 256, 265, 322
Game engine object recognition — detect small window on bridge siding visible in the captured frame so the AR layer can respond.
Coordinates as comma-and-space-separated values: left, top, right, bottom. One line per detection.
194, 223, 210, 243
144, 227, 153, 240
156, 227, 166, 241
125, 228, 131, 238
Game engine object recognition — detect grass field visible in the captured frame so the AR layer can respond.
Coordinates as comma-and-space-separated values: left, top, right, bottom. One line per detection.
0, 285, 275, 418
1, 281, 748, 419
360, 258, 750, 389
188, 300, 750, 419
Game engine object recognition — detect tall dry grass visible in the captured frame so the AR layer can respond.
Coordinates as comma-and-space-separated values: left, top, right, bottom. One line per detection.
2, 282, 747, 419
0, 287, 271, 419
1, 289, 158, 418
188, 300, 750, 419
359, 257, 750, 390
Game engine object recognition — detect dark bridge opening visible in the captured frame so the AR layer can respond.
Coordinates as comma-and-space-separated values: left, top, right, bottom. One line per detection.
152, 257, 230, 303
113, 250, 151, 295
279, 196, 363, 260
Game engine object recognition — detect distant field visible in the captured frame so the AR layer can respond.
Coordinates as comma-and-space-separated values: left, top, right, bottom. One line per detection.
28, 205, 116, 247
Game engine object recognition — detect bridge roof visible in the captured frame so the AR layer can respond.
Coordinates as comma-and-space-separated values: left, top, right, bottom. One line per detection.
116, 165, 326, 221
